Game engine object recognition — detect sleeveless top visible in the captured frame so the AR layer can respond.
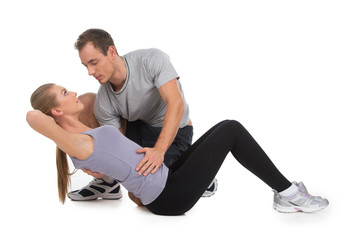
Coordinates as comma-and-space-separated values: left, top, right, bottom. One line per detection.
70, 125, 169, 205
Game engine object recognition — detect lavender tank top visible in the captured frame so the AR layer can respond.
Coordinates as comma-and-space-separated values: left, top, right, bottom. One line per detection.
70, 125, 169, 205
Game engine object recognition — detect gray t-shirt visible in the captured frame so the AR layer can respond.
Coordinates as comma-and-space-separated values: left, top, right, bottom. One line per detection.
70, 125, 169, 205
94, 48, 190, 128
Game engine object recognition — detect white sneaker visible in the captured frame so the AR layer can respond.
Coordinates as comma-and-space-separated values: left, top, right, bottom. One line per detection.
273, 181, 329, 213
68, 178, 122, 201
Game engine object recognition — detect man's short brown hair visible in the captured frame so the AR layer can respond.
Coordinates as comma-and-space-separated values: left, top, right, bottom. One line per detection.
74, 29, 118, 56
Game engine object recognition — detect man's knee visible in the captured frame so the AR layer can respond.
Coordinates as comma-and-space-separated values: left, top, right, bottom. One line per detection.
79, 93, 96, 110
78, 93, 99, 128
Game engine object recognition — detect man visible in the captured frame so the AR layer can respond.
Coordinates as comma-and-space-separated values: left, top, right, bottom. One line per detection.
68, 29, 217, 202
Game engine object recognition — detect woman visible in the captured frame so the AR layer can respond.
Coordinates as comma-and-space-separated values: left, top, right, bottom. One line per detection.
27, 83, 328, 215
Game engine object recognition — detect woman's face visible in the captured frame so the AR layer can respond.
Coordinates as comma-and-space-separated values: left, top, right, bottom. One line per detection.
50, 85, 84, 116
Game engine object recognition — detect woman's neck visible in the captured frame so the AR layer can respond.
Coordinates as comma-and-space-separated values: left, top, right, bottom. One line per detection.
57, 115, 92, 134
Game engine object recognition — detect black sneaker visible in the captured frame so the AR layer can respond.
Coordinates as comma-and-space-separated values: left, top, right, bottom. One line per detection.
202, 178, 218, 197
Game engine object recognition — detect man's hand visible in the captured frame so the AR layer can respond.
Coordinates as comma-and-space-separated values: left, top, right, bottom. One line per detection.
82, 168, 105, 178
136, 147, 165, 176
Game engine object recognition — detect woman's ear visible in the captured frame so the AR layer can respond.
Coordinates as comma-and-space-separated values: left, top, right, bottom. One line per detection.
51, 108, 63, 117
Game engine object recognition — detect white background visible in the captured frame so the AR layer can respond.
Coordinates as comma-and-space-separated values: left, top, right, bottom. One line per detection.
1, 0, 360, 239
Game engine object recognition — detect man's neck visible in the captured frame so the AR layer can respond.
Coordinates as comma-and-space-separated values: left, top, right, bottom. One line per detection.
109, 56, 127, 92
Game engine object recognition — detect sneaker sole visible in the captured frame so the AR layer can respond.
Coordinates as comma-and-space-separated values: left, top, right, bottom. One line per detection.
273, 203, 329, 213
102, 196, 123, 200
70, 196, 122, 201
68, 192, 122, 201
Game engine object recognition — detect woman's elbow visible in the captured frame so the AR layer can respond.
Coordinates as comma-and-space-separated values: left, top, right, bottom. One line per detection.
26, 110, 47, 129
26, 110, 38, 126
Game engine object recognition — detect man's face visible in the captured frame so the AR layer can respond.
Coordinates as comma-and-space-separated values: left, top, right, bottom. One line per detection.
79, 42, 115, 85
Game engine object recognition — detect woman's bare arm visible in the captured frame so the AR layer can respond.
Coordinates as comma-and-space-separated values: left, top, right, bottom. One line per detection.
26, 110, 91, 159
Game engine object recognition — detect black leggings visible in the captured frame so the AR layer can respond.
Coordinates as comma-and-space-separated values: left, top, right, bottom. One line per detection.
145, 120, 292, 215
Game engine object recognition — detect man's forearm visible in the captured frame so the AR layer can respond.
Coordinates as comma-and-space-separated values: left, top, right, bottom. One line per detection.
155, 100, 184, 153
119, 118, 127, 135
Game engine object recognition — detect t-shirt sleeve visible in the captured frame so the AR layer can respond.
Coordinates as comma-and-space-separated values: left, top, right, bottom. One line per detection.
94, 92, 122, 129
145, 48, 179, 89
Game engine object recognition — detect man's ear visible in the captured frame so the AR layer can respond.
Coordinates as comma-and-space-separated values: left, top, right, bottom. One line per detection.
108, 46, 117, 59
51, 108, 63, 117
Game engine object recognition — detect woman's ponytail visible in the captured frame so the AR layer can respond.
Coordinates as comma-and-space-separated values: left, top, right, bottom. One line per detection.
56, 147, 72, 204
31, 84, 76, 204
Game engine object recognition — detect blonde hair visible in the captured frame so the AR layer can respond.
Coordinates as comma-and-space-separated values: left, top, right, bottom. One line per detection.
30, 83, 75, 203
